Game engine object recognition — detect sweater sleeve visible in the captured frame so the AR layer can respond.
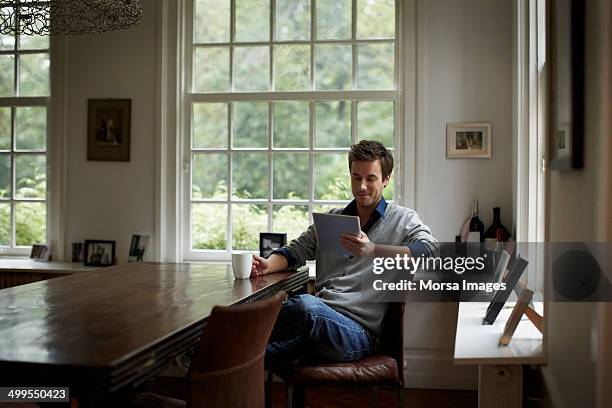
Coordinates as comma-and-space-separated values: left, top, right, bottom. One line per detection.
274, 223, 318, 270
400, 210, 440, 257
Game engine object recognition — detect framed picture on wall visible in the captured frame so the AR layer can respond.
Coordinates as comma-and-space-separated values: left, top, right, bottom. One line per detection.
446, 122, 492, 159
549, 0, 584, 170
87, 99, 131, 161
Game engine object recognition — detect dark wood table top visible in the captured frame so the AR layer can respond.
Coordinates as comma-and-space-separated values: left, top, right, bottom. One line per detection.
0, 262, 307, 392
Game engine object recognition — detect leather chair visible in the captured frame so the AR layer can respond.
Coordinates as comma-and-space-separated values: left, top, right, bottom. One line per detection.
268, 302, 405, 408
133, 291, 284, 408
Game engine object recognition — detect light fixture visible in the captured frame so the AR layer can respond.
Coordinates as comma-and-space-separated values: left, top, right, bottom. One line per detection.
0, 0, 143, 36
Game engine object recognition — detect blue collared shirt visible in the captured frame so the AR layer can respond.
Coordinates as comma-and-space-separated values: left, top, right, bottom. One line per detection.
274, 197, 430, 267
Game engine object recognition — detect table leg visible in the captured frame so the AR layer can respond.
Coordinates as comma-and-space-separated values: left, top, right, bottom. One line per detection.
478, 365, 522, 408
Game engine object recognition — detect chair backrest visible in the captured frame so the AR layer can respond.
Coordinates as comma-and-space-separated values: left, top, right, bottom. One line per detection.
187, 291, 284, 408
379, 302, 405, 385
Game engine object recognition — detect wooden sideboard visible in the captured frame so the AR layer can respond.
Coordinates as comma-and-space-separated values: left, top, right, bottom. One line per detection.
0, 259, 98, 289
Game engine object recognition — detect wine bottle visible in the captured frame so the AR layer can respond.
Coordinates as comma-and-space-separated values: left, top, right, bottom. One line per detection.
468, 200, 485, 242
484, 207, 510, 241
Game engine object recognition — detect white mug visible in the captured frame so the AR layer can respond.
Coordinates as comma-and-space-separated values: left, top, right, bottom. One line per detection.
232, 252, 253, 279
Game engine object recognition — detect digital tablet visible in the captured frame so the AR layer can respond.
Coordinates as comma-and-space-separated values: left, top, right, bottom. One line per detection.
312, 212, 361, 256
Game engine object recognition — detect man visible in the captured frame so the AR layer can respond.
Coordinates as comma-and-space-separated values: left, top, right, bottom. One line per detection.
252, 140, 438, 365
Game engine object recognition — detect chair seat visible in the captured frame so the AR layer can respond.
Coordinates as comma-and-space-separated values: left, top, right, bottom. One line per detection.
275, 354, 401, 386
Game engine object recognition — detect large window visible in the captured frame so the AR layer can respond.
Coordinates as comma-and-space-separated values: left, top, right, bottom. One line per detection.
184, 0, 398, 258
0, 31, 49, 254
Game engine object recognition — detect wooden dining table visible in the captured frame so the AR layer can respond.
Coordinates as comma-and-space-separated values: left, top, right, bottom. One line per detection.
0, 262, 308, 403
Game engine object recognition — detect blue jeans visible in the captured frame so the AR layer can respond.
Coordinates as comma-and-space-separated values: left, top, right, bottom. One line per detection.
265, 294, 375, 366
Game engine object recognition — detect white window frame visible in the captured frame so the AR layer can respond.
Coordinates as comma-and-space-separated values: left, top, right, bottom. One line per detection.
0, 34, 51, 257
515, 0, 547, 295
180, 0, 403, 261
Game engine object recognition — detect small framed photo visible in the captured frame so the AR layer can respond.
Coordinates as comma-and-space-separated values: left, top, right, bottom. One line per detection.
71, 242, 84, 262
259, 233, 287, 258
446, 122, 492, 159
30, 244, 51, 262
128, 234, 150, 262
84, 240, 116, 267
87, 99, 131, 161
483, 257, 529, 325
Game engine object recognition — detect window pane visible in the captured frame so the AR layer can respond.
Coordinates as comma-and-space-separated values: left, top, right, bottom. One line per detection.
194, 0, 230, 43
15, 202, 45, 246
274, 45, 310, 91
314, 44, 351, 91
316, 0, 351, 40
19, 53, 49, 96
0, 154, 10, 198
273, 102, 309, 148
192, 103, 228, 148
15, 106, 46, 151
15, 155, 46, 199
232, 204, 267, 250
0, 203, 9, 245
273, 205, 309, 242
194, 47, 230, 92
275, 0, 311, 41
357, 101, 394, 147
315, 101, 351, 148
314, 153, 351, 200
357, 0, 395, 39
233, 102, 268, 148
235, 0, 269, 42
192, 153, 227, 199
20, 34, 49, 50
357, 43, 394, 90
233, 153, 268, 199
0, 107, 10, 150
234, 46, 269, 92
0, 33, 14, 50
192, 203, 227, 250
313, 204, 343, 214
0, 55, 14, 97
272, 153, 308, 199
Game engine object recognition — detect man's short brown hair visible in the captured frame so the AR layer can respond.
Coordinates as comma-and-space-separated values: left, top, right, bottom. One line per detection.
348, 140, 394, 180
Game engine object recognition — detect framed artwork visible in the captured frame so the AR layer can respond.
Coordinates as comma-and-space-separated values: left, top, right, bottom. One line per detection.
549, 0, 584, 170
446, 122, 492, 159
483, 257, 529, 325
84, 240, 116, 267
128, 234, 150, 262
259, 233, 287, 258
87, 99, 131, 161
71, 242, 84, 262
30, 244, 51, 261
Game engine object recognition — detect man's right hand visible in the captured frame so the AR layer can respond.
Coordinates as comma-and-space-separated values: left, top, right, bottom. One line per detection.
251, 254, 271, 277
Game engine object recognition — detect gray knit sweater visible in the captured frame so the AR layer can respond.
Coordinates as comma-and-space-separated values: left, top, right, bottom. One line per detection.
280, 203, 438, 335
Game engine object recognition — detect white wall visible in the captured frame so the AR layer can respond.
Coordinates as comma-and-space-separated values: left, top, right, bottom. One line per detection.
402, 0, 513, 389
63, 1, 158, 263
414, 0, 514, 241
542, 1, 609, 406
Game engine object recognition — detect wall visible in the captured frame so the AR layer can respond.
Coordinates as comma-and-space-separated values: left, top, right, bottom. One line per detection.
402, 0, 513, 389
414, 0, 514, 241
63, 1, 158, 263
542, 0, 609, 407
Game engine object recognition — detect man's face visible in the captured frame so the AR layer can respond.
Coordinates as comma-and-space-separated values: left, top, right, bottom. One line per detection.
350, 160, 389, 209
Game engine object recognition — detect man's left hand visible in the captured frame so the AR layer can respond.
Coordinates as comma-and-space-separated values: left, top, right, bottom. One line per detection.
340, 232, 376, 257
